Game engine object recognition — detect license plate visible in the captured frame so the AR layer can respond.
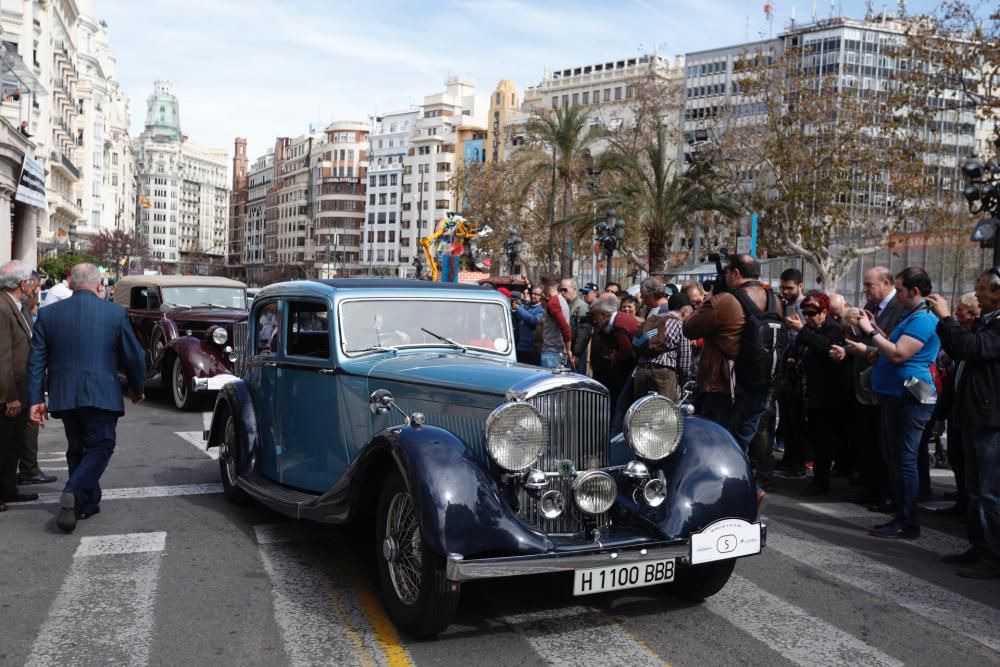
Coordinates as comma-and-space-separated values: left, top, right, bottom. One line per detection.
573, 558, 675, 596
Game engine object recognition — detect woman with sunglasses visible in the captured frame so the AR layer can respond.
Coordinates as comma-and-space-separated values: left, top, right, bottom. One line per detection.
786, 292, 851, 495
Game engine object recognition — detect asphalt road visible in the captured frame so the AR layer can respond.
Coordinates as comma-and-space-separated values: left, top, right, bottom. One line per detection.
2, 391, 999, 667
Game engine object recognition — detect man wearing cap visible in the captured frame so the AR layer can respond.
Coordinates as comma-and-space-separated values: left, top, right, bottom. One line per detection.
634, 278, 693, 401
512, 286, 544, 365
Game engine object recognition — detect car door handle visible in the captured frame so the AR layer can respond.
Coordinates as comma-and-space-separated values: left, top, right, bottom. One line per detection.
318, 368, 335, 375
262, 361, 277, 368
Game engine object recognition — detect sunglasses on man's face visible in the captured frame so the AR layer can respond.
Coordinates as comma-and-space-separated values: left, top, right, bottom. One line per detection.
801, 309, 820, 317
558, 287, 569, 293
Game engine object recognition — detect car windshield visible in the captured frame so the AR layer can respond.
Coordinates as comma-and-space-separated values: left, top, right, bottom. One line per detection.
340, 298, 512, 356
161, 286, 247, 309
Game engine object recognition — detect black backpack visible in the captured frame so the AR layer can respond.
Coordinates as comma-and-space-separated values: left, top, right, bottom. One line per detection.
730, 285, 789, 391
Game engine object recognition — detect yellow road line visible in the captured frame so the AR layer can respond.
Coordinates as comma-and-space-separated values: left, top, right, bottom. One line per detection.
343, 554, 414, 667
614, 618, 672, 667
317, 566, 375, 667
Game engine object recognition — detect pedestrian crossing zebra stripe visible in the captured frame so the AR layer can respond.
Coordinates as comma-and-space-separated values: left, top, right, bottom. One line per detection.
498, 606, 669, 667
767, 524, 1000, 653
24, 532, 166, 667
254, 525, 414, 666
707, 575, 903, 667
798, 501, 968, 556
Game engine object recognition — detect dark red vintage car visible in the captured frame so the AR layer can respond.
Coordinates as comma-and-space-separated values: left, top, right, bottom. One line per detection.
114, 275, 249, 410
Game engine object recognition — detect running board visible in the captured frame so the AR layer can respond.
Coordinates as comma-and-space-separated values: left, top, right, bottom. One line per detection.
238, 475, 321, 518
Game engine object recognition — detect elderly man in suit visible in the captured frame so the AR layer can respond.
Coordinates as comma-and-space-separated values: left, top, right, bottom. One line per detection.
0, 260, 40, 510
27, 263, 146, 533
832, 266, 905, 511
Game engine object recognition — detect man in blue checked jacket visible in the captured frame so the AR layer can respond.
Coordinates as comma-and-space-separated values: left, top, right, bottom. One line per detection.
27, 263, 145, 533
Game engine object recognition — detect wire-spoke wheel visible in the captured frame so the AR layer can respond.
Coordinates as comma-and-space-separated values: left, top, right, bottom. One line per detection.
218, 412, 249, 505
171, 356, 199, 411
375, 469, 460, 637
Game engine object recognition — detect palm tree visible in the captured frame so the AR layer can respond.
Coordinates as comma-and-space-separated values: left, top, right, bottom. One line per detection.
513, 106, 602, 277
596, 119, 738, 273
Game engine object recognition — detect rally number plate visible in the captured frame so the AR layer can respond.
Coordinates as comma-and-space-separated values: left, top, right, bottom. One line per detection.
572, 558, 675, 596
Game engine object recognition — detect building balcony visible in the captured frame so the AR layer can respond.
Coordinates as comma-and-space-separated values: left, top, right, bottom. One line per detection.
50, 150, 81, 181
50, 189, 83, 222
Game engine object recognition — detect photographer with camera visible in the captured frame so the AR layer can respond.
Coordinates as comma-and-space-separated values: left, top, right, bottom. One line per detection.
683, 253, 787, 456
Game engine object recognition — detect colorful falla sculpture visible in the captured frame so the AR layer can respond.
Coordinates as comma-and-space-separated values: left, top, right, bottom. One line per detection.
419, 213, 479, 282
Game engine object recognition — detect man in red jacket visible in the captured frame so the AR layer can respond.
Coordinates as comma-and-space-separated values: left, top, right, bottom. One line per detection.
591, 293, 640, 426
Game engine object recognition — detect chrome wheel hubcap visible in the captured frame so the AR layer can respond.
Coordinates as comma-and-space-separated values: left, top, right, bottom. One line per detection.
385, 491, 422, 606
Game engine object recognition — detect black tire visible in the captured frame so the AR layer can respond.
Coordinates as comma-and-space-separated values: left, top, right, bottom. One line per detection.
671, 560, 736, 601
218, 412, 250, 505
171, 355, 199, 411
375, 469, 460, 638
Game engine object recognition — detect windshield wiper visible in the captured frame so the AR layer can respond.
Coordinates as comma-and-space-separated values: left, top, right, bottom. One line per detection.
348, 345, 398, 354
420, 327, 467, 352
198, 302, 228, 309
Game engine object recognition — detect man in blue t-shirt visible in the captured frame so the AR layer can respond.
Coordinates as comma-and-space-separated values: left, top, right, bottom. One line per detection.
850, 267, 940, 539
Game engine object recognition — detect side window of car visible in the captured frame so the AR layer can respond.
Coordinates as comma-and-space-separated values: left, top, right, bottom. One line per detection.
130, 287, 149, 309
286, 301, 330, 359
256, 302, 280, 355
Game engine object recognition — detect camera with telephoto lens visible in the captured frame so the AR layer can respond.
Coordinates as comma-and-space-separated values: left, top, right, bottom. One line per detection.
707, 248, 730, 294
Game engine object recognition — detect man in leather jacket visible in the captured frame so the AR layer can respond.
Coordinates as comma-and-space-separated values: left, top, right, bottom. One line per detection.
683, 254, 783, 452
928, 267, 1000, 579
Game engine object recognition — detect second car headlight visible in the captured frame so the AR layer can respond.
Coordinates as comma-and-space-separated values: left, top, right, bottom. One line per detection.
211, 327, 228, 345
623, 394, 684, 460
485, 402, 548, 472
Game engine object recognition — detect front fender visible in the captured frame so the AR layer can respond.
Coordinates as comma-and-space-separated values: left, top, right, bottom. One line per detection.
304, 425, 553, 559
207, 380, 259, 477
611, 416, 756, 539
166, 337, 232, 380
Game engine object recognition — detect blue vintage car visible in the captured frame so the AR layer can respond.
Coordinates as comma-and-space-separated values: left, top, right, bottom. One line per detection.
206, 279, 765, 637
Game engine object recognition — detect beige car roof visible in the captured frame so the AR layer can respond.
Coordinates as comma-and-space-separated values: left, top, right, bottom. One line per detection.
114, 275, 247, 306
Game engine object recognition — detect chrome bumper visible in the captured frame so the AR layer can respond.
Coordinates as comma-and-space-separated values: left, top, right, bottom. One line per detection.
445, 520, 767, 582
192, 374, 239, 392
446, 541, 690, 582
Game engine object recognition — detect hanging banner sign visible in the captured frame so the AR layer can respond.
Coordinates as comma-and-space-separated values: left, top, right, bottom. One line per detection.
14, 154, 47, 209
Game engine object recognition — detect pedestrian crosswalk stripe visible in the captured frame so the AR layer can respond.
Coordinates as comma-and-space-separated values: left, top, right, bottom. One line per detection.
499, 606, 668, 666
799, 501, 968, 556
21, 483, 223, 506
175, 430, 219, 460
708, 575, 903, 667
256, 533, 409, 666
767, 524, 1000, 653
75, 531, 167, 557
24, 532, 166, 667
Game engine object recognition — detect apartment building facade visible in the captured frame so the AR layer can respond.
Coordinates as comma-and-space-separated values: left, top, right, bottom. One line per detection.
399, 77, 486, 276
135, 80, 229, 271
243, 148, 272, 285
364, 108, 417, 275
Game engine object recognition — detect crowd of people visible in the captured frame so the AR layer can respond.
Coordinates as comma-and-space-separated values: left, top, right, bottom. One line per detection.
503, 253, 1000, 580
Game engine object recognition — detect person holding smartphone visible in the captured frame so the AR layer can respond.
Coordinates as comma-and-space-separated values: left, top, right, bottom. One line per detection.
844, 267, 940, 539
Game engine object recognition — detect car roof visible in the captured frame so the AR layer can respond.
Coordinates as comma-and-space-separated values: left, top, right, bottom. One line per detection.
114, 275, 247, 306
256, 278, 494, 298
317, 279, 490, 291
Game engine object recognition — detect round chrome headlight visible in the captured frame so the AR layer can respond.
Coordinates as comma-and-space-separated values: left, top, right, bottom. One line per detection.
573, 470, 616, 515
211, 327, 228, 345
485, 402, 547, 472
623, 394, 683, 460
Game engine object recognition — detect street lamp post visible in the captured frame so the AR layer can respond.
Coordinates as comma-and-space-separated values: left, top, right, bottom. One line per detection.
502, 230, 522, 276
961, 148, 1000, 268
595, 210, 625, 288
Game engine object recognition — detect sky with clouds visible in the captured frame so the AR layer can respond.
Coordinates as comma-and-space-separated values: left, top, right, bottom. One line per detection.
97, 0, 941, 163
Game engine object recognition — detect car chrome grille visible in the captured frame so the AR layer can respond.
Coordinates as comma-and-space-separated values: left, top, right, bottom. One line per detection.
232, 321, 248, 377
519, 388, 611, 535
